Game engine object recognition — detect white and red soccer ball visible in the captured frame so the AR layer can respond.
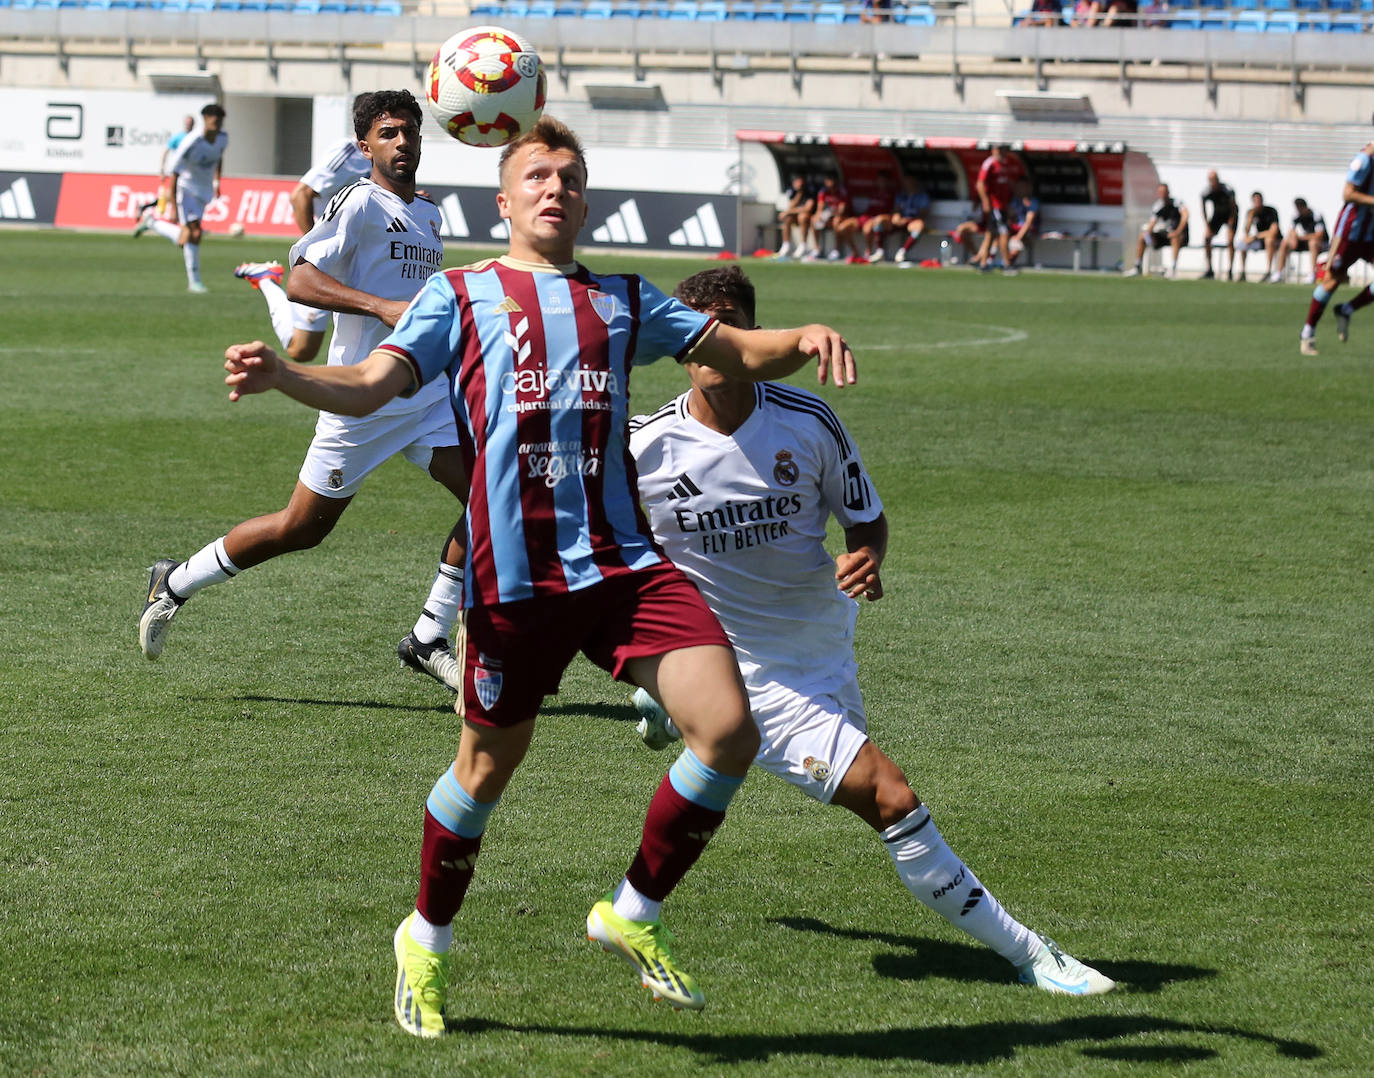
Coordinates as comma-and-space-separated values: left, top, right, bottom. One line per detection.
425, 26, 546, 148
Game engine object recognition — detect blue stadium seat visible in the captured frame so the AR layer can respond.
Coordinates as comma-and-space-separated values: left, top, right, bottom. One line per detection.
783, 0, 813, 18
1262, 0, 1292, 8
1265, 8, 1298, 25
1328, 10, 1363, 26
470, 2, 505, 13
815, 0, 844, 19
1293, 0, 1321, 9
753, 0, 785, 15
552, 0, 584, 13
527, 0, 557, 15
1196, 0, 1226, 9
896, 2, 936, 23
365, 1, 403, 11
1232, 9, 1266, 26
1197, 9, 1228, 25
1324, 0, 1354, 10
726, 0, 757, 15
504, 0, 530, 15
1168, 6, 1203, 27
1230, 0, 1259, 10
669, 0, 699, 15
697, 0, 728, 16
290, 0, 321, 10
583, 0, 613, 12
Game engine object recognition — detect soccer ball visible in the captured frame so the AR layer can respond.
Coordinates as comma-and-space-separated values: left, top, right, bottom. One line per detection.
425, 26, 546, 148
228, 222, 245, 237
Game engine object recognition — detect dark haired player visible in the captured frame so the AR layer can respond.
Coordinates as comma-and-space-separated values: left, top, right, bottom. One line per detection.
1270, 198, 1327, 285
628, 265, 1116, 998
134, 103, 227, 293
217, 116, 857, 1035
1125, 183, 1189, 279
1236, 192, 1282, 283
140, 90, 469, 692
1301, 132, 1374, 355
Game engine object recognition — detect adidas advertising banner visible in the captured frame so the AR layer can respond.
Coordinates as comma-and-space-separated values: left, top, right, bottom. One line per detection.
0, 172, 61, 225
426, 185, 737, 253
0, 89, 215, 174
45, 173, 739, 252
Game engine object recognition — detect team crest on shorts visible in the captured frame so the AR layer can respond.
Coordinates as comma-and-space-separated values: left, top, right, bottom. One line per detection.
773, 449, 799, 486
473, 666, 503, 711
327, 468, 344, 490
803, 755, 831, 782
588, 290, 617, 325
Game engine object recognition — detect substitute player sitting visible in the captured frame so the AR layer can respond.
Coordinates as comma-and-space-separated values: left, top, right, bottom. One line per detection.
219, 116, 858, 1035
141, 90, 469, 692
234, 92, 375, 363
628, 265, 1115, 998
1270, 197, 1328, 284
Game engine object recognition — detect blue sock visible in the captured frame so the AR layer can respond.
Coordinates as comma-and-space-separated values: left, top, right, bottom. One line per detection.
426, 765, 499, 838
667, 748, 744, 812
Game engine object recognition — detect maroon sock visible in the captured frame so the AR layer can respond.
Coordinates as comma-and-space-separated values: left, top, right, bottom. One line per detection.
1306, 295, 1330, 329
416, 808, 482, 925
625, 774, 727, 903
1348, 286, 1374, 312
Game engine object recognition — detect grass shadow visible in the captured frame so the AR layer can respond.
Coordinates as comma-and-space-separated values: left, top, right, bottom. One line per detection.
445, 1014, 1321, 1067
771, 916, 1217, 994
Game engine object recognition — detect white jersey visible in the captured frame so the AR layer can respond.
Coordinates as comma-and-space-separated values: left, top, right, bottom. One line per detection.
290, 178, 447, 418
299, 136, 372, 210
630, 383, 883, 696
165, 126, 228, 201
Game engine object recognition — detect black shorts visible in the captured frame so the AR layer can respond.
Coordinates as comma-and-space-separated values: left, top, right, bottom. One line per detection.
1206, 209, 1237, 235
1147, 226, 1188, 249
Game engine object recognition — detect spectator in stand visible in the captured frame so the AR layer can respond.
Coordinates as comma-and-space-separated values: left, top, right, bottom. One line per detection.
1099, 0, 1137, 26
1236, 191, 1282, 283
860, 172, 897, 263
1023, 0, 1065, 26
1070, 0, 1097, 25
891, 174, 932, 265
776, 174, 817, 261
861, 0, 893, 22
1007, 181, 1040, 268
1270, 198, 1328, 284
809, 175, 851, 262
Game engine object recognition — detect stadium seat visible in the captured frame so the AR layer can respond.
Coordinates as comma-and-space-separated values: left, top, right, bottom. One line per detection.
1328, 10, 1363, 26
896, 2, 936, 23
527, 0, 557, 15
1265, 8, 1298, 25
552, 0, 584, 13
669, 0, 699, 15
1168, 6, 1203, 27
1293, 0, 1321, 9
1325, 0, 1354, 10
753, 0, 785, 15
783, 0, 813, 19
365, 0, 403, 11
470, 2, 505, 13
1262, 0, 1293, 8
697, 0, 728, 16
583, 0, 613, 12
1298, 12, 1331, 27
1232, 9, 1265, 26
1198, 9, 1228, 25
1196, 0, 1226, 9
815, 0, 844, 19
1231, 0, 1259, 9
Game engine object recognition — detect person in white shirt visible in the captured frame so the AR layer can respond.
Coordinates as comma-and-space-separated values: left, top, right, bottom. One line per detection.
134, 103, 228, 293
235, 93, 376, 362
628, 266, 1116, 996
140, 90, 469, 693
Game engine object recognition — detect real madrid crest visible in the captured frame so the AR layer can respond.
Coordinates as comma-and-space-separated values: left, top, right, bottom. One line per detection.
773, 449, 799, 486
327, 468, 345, 490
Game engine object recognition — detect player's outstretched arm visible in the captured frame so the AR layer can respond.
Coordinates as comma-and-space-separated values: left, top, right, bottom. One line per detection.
286, 260, 412, 327
836, 513, 889, 602
290, 183, 319, 234
224, 341, 412, 416
696, 323, 857, 388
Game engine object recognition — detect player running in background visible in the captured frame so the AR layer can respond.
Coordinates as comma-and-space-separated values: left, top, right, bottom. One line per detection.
1236, 191, 1282, 283
139, 115, 195, 224
218, 115, 857, 1034
1271, 197, 1328, 284
1200, 170, 1238, 281
234, 93, 375, 363
1301, 133, 1374, 355
133, 103, 227, 294
973, 144, 1016, 275
1125, 183, 1189, 279
140, 90, 469, 692
628, 265, 1115, 997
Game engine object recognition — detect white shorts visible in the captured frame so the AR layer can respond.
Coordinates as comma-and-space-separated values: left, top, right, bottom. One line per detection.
176, 185, 211, 225
299, 396, 458, 499
749, 673, 869, 805
291, 300, 331, 334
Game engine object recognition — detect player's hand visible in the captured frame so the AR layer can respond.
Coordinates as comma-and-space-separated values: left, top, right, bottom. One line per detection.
800, 324, 856, 387
224, 340, 282, 401
835, 548, 883, 602
378, 299, 411, 328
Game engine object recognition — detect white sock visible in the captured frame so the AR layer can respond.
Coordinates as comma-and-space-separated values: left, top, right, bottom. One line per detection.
881, 807, 1039, 967
150, 219, 181, 244
407, 909, 452, 954
167, 537, 241, 598
257, 278, 296, 351
413, 564, 464, 645
612, 877, 661, 923
183, 242, 201, 286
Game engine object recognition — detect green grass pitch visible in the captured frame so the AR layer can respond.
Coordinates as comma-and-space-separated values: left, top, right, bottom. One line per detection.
1, 231, 1370, 1076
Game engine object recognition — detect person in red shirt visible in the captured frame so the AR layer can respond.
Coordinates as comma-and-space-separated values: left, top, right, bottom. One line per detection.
973, 144, 1017, 275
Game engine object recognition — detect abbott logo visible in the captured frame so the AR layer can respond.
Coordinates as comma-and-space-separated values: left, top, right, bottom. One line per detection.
46, 103, 83, 141
0, 177, 36, 220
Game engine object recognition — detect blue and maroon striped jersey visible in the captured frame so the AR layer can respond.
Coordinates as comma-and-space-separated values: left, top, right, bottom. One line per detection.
1335, 148, 1374, 245
381, 256, 715, 608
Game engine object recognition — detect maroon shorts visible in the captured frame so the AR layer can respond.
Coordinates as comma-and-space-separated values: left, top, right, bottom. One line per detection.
1328, 238, 1374, 279
459, 562, 730, 728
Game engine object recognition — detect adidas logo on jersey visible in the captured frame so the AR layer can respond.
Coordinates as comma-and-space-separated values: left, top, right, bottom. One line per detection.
668, 203, 725, 249
384, 217, 407, 233
667, 474, 702, 500
0, 177, 36, 220
591, 199, 647, 245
